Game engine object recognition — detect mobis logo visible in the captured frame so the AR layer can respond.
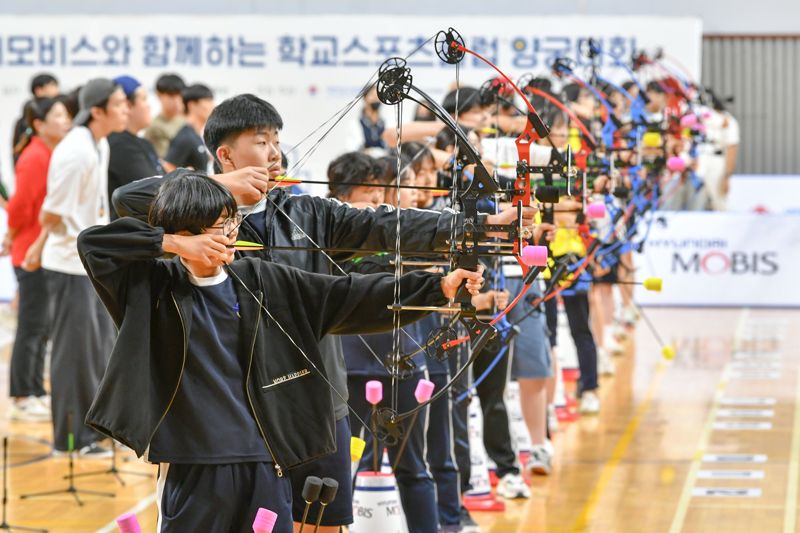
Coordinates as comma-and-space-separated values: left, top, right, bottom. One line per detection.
649, 239, 779, 276
672, 251, 778, 276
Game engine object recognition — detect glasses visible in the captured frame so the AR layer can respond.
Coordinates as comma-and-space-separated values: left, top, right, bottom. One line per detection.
209, 213, 244, 236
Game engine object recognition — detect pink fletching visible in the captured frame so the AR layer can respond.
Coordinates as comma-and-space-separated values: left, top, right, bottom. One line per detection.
666, 156, 686, 172
414, 379, 435, 403
116, 513, 142, 533
366, 380, 383, 405
680, 114, 698, 128
586, 202, 606, 219
253, 508, 278, 533
521, 245, 548, 267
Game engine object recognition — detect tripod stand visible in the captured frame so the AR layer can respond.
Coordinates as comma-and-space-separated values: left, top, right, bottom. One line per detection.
20, 415, 114, 506
0, 437, 47, 532
65, 442, 152, 486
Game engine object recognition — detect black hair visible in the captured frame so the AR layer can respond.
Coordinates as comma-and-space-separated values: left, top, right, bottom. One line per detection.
63, 86, 81, 119
204, 94, 284, 169
621, 80, 638, 93
441, 87, 483, 116
544, 108, 569, 131
148, 172, 237, 235
30, 73, 57, 95
327, 152, 380, 199
562, 83, 582, 103
374, 154, 414, 186
646, 80, 666, 95
13, 97, 64, 158
400, 142, 435, 173
182, 83, 214, 108
155, 73, 186, 95
434, 125, 475, 152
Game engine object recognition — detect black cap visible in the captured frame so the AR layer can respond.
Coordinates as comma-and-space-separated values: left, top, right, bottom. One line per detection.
301, 476, 323, 503
319, 478, 339, 505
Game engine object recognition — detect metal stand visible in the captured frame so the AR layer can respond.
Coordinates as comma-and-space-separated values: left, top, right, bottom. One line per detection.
65, 443, 152, 486
0, 437, 47, 531
20, 415, 114, 506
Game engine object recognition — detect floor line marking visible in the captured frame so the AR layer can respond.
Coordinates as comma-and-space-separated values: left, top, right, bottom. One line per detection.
782, 370, 800, 533
95, 492, 157, 533
668, 307, 748, 533
570, 361, 668, 532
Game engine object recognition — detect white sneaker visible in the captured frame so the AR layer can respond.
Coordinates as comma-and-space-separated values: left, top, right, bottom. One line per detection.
612, 322, 628, 342
542, 439, 554, 456
9, 397, 50, 422
623, 305, 639, 326
598, 348, 616, 376
604, 330, 625, 356
580, 391, 600, 414
527, 445, 553, 476
547, 404, 559, 432
495, 473, 530, 499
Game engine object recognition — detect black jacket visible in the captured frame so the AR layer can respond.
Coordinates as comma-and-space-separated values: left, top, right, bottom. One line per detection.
78, 217, 446, 474
111, 169, 465, 419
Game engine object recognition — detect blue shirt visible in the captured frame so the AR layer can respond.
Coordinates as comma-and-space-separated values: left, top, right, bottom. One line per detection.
149, 270, 271, 464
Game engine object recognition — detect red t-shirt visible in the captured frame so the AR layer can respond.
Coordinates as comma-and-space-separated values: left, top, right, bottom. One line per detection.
7, 136, 51, 267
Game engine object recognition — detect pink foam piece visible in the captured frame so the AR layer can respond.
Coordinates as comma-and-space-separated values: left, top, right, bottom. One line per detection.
666, 156, 686, 172
695, 123, 707, 133
702, 110, 712, 119
414, 379, 435, 403
116, 513, 142, 533
252, 508, 278, 533
680, 114, 697, 128
521, 245, 548, 267
366, 380, 383, 405
586, 202, 606, 219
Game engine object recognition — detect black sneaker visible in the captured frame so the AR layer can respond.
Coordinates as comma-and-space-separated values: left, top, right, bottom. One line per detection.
78, 442, 113, 459
459, 506, 480, 533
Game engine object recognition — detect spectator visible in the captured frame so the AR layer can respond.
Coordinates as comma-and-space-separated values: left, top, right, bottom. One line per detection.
144, 73, 186, 158
11, 73, 59, 160
5, 96, 71, 421
38, 78, 128, 456
164, 83, 214, 173
107, 75, 164, 218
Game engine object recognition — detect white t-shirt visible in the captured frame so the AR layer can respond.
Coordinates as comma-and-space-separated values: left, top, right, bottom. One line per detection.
41, 126, 111, 275
481, 137, 553, 180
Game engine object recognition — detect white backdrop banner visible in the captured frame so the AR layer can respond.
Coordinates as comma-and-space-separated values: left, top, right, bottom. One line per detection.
727, 174, 800, 214
0, 15, 702, 190
634, 212, 800, 307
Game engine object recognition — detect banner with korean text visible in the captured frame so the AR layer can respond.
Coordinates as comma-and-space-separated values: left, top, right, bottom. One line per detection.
0, 15, 702, 190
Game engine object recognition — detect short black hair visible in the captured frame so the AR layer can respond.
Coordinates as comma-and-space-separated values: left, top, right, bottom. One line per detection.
149, 172, 237, 235
182, 83, 214, 108
442, 87, 483, 116
327, 152, 380, 199
30, 73, 57, 95
646, 80, 666, 95
155, 73, 186, 95
621, 80, 638, 93
400, 142, 435, 173
375, 155, 414, 186
204, 94, 284, 167
435, 125, 474, 152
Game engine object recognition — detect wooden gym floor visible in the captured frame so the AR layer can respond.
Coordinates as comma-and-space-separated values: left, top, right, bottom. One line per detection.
0, 306, 795, 532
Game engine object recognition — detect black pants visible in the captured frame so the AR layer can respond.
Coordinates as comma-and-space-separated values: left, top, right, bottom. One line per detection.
425, 373, 461, 528
545, 294, 598, 393
46, 271, 115, 450
9, 268, 48, 398
473, 341, 519, 478
157, 462, 293, 533
450, 344, 472, 494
